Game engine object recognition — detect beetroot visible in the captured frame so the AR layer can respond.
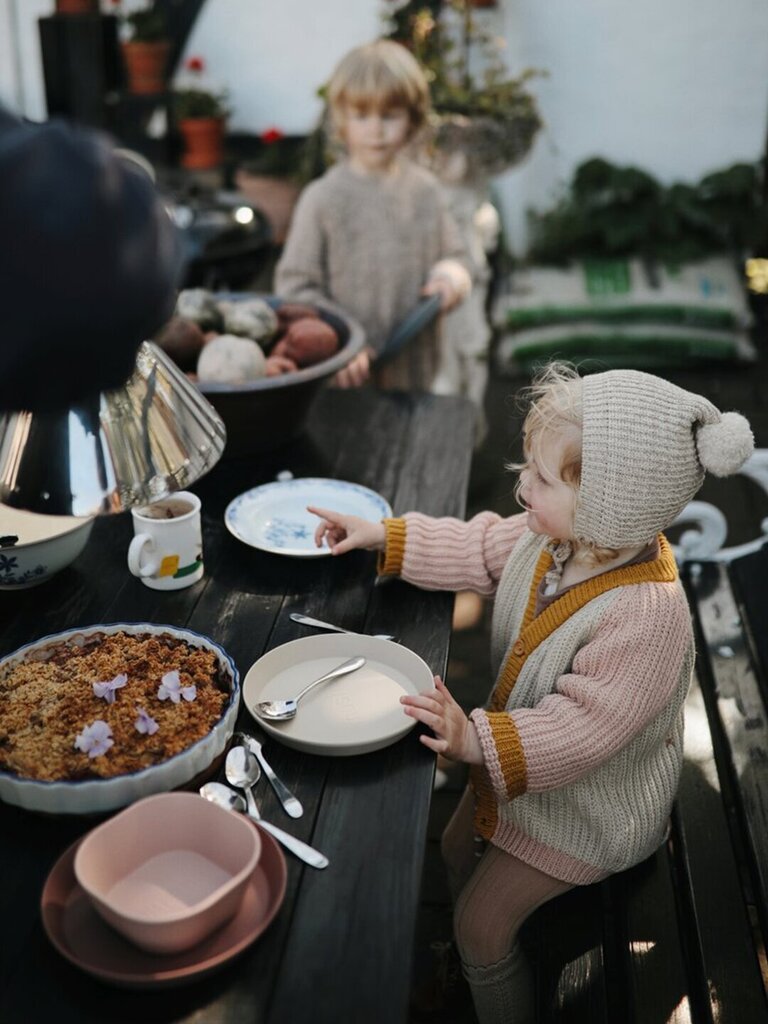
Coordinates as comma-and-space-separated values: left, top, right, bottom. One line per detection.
276, 303, 320, 331
153, 317, 206, 372
265, 354, 299, 376
272, 317, 339, 367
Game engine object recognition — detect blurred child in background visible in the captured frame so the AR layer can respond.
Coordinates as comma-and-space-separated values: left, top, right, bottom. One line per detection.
275, 40, 471, 393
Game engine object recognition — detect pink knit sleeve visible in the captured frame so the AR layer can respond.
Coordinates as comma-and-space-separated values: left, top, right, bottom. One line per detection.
390, 511, 528, 595
471, 582, 693, 801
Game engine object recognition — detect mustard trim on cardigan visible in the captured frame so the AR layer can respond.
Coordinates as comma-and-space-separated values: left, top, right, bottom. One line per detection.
377, 517, 407, 576
490, 534, 677, 712
486, 712, 527, 799
488, 547, 553, 713
474, 533, 677, 836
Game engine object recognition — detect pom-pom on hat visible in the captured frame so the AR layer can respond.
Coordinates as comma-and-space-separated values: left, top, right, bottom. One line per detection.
573, 370, 754, 549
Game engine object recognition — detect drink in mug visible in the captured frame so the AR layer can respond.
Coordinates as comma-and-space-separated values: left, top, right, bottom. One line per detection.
128, 491, 203, 590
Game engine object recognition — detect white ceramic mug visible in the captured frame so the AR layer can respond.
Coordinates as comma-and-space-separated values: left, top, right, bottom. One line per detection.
128, 492, 203, 590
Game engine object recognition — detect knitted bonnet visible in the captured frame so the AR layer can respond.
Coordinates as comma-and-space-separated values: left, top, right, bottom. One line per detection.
573, 369, 754, 548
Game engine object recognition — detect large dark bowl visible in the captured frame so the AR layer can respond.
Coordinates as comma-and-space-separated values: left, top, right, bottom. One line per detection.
197, 296, 363, 458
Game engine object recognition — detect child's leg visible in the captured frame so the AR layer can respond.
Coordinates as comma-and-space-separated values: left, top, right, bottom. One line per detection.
442, 787, 572, 1023
441, 785, 481, 902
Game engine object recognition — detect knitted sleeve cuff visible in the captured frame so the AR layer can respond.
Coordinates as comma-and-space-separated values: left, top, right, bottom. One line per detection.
470, 708, 527, 801
377, 517, 407, 576
429, 258, 472, 301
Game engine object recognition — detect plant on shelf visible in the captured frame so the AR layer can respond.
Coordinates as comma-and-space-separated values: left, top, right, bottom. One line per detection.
384, 0, 542, 181
527, 157, 768, 266
118, 1, 170, 96
173, 56, 230, 171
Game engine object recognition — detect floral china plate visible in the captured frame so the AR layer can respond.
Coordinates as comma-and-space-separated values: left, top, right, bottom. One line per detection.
224, 478, 392, 557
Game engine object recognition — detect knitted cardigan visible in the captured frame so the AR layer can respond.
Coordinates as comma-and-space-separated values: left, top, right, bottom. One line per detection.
274, 159, 470, 392
380, 511, 694, 885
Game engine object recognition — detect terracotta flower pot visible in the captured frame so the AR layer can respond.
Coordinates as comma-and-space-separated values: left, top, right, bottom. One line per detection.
179, 117, 226, 170
122, 40, 170, 96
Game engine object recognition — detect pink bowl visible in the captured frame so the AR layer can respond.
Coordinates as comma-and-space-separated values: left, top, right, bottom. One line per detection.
74, 792, 261, 955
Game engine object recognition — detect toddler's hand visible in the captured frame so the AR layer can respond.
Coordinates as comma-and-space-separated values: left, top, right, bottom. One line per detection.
308, 506, 386, 555
332, 348, 371, 388
401, 675, 483, 764
422, 275, 461, 313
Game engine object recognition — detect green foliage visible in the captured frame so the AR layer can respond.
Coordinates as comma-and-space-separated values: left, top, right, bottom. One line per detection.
527, 158, 768, 264
173, 87, 229, 121
125, 5, 166, 42
384, 1, 541, 132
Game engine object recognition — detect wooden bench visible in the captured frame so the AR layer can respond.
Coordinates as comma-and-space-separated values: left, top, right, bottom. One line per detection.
522, 546, 768, 1023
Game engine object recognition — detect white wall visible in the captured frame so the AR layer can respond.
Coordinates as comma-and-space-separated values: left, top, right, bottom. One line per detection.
3, 0, 768, 252
496, 0, 768, 251
177, 0, 381, 134
0, 0, 51, 120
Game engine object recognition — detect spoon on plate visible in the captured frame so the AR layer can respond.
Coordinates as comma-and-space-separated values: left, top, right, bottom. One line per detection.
253, 655, 366, 721
200, 778, 329, 869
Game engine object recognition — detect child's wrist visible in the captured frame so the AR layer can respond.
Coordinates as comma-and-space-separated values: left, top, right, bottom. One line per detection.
464, 720, 484, 765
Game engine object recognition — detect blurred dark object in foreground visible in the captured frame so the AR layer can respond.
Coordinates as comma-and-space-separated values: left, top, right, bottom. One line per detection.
161, 178, 274, 290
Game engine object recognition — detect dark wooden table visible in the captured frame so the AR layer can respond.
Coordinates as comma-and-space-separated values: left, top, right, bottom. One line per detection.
0, 389, 475, 1024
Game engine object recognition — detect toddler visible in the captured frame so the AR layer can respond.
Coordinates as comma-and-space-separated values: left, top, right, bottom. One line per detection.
275, 39, 471, 392
309, 363, 755, 1024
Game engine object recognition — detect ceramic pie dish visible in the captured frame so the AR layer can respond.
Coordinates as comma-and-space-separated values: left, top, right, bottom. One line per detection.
0, 622, 240, 815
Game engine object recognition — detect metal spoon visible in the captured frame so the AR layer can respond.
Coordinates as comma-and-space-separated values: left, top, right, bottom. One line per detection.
290, 612, 396, 643
236, 732, 303, 818
200, 779, 329, 870
254, 655, 366, 721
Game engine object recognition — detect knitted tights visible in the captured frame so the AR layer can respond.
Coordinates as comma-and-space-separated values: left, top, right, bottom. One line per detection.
442, 788, 572, 1024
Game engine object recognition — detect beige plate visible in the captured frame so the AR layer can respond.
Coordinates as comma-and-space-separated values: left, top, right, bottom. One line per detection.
243, 634, 434, 756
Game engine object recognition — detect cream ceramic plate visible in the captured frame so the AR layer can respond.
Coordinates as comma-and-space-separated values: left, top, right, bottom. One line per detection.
224, 478, 392, 557
243, 634, 434, 756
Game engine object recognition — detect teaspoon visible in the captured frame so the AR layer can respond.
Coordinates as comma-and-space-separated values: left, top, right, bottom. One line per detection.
254, 655, 365, 721
200, 779, 329, 869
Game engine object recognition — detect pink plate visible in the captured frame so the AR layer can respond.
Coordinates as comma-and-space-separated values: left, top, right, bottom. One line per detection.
41, 822, 286, 989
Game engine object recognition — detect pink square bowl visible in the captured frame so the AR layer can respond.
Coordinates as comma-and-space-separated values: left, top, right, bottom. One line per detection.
74, 791, 261, 954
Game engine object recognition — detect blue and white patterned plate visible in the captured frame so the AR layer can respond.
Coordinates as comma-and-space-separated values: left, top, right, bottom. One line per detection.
224, 478, 392, 557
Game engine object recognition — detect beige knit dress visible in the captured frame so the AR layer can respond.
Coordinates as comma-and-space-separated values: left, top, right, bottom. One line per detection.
274, 159, 470, 392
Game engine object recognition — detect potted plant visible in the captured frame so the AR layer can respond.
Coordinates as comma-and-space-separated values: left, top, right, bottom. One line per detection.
120, 2, 169, 95
385, 0, 541, 182
173, 57, 230, 170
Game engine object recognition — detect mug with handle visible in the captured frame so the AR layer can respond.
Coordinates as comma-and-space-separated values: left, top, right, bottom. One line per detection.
128, 491, 203, 591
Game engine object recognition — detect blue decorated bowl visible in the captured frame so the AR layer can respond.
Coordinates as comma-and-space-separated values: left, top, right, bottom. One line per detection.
0, 506, 94, 589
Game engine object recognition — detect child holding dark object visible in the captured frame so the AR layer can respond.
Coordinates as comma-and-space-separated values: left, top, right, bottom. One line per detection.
275, 40, 471, 392
309, 363, 754, 1023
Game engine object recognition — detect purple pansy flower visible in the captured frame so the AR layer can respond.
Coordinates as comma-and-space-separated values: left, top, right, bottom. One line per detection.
157, 670, 196, 704
92, 673, 128, 704
74, 720, 113, 758
134, 706, 159, 735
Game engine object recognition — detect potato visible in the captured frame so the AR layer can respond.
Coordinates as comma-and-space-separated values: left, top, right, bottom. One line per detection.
196, 334, 266, 383
265, 354, 299, 376
175, 289, 223, 332
218, 298, 278, 344
276, 302, 320, 330
153, 317, 206, 372
272, 317, 339, 367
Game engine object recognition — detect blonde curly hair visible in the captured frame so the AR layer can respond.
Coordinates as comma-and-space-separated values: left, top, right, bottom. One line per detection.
510, 363, 620, 567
